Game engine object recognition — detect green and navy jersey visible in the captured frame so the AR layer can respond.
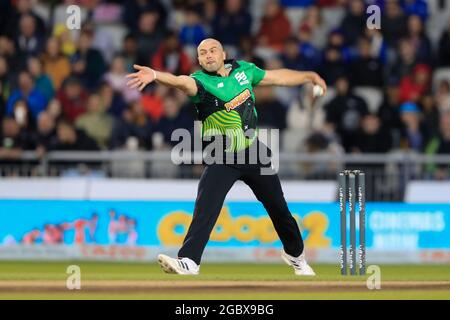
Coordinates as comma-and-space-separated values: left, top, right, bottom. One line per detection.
189, 59, 266, 152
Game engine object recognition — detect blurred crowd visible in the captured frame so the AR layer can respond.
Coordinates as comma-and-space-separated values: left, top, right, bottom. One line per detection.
0, 0, 450, 172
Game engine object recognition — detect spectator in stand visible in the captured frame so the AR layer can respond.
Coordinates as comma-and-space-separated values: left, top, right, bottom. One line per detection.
353, 114, 392, 153
10, 99, 34, 134
0, 117, 32, 159
52, 23, 77, 57
399, 63, 432, 103
297, 24, 322, 71
15, 14, 45, 63
110, 100, 154, 150
377, 79, 402, 147
426, 111, 450, 180
257, 0, 292, 51
237, 36, 265, 69
389, 39, 417, 80
49, 120, 98, 151
6, 70, 48, 120
253, 86, 287, 130
71, 30, 107, 90
0, 56, 12, 120
340, 0, 367, 46
405, 14, 432, 63
0, 36, 22, 73
75, 93, 115, 150
280, 0, 314, 7
104, 55, 141, 104
122, 0, 168, 32
399, 102, 428, 152
122, 33, 139, 73
152, 32, 192, 75
140, 84, 166, 123
287, 83, 326, 136
57, 76, 88, 123
41, 37, 71, 91
154, 95, 194, 146
47, 98, 63, 123
27, 56, 54, 102
99, 81, 127, 119
420, 93, 440, 139
324, 76, 369, 151
381, 0, 408, 48
350, 37, 384, 88
31, 111, 57, 157
280, 37, 305, 71
438, 17, 450, 67
402, 0, 428, 21
436, 80, 450, 109
5, 0, 46, 37
299, 5, 328, 50
135, 10, 166, 67
321, 33, 348, 85
364, 28, 388, 64
212, 0, 252, 47
179, 7, 207, 47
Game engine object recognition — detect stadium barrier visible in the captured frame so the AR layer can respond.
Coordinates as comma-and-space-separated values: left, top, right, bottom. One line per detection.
1, 195, 449, 264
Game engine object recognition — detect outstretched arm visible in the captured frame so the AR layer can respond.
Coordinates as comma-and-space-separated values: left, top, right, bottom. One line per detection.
126, 64, 198, 96
258, 69, 327, 94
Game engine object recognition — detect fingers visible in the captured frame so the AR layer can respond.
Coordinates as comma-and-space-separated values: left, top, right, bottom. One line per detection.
125, 73, 139, 79
126, 78, 141, 88
138, 82, 147, 91
133, 64, 145, 71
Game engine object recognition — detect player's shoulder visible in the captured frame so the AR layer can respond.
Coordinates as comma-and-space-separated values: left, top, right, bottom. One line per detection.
236, 60, 254, 69
189, 70, 204, 79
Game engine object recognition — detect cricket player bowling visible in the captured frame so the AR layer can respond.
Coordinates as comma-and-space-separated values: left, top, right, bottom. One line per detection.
126, 38, 327, 276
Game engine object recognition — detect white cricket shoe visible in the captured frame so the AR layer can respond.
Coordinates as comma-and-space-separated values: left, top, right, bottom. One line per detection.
157, 254, 200, 275
281, 250, 316, 276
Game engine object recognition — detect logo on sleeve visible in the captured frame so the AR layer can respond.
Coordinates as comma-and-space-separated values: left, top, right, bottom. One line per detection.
225, 89, 251, 112
235, 72, 249, 85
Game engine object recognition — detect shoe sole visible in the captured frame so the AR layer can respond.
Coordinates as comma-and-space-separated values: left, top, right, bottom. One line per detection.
157, 254, 199, 275
158, 254, 179, 274
281, 252, 316, 276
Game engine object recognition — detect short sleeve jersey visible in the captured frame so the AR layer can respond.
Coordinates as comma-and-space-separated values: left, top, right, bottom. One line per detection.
188, 60, 266, 152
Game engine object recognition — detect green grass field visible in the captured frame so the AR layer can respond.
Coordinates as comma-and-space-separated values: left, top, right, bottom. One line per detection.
0, 261, 449, 300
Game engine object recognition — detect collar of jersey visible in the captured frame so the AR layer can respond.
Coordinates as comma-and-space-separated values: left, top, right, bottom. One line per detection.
201, 59, 240, 77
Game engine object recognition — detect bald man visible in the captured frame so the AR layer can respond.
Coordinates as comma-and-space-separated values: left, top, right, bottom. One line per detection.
127, 38, 326, 276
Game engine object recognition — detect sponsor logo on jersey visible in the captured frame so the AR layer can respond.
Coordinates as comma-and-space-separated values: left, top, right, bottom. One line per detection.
235, 71, 249, 85
225, 89, 251, 112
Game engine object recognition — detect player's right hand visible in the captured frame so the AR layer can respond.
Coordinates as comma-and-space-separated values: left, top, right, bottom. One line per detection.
126, 64, 157, 91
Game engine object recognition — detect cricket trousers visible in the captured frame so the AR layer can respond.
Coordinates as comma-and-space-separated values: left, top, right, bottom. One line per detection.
178, 164, 304, 265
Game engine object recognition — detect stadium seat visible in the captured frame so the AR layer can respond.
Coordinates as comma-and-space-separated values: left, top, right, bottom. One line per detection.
93, 23, 128, 63
34, 3, 51, 26
354, 87, 383, 114
426, 12, 449, 48
250, 0, 270, 34
322, 7, 346, 29
282, 129, 305, 152
433, 67, 450, 91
